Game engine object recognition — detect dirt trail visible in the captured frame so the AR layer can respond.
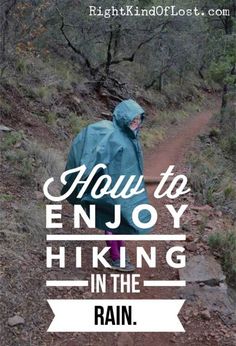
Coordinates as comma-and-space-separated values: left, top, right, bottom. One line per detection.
126, 105, 219, 346
136, 106, 219, 345
144, 107, 217, 177
79, 105, 219, 346
47, 104, 223, 346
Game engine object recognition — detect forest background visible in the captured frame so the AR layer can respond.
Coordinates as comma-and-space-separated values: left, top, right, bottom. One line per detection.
0, 0, 235, 345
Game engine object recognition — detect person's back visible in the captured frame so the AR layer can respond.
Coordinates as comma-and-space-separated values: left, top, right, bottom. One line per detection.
62, 99, 152, 270
62, 99, 151, 234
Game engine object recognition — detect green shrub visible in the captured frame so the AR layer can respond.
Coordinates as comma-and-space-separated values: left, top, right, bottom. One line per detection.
4, 149, 27, 162
33, 85, 56, 104
17, 157, 34, 180
2, 134, 65, 189
69, 113, 93, 135
224, 184, 236, 199
0, 193, 14, 201
0, 131, 23, 151
209, 127, 221, 139
188, 147, 236, 212
16, 203, 46, 241
15, 58, 28, 74
141, 127, 165, 148
221, 134, 236, 157
45, 111, 57, 125
26, 141, 65, 192
50, 59, 79, 89
208, 229, 236, 285
164, 83, 185, 105
0, 98, 12, 116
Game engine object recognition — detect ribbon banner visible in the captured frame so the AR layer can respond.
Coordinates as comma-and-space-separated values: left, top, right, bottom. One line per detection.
48, 299, 185, 332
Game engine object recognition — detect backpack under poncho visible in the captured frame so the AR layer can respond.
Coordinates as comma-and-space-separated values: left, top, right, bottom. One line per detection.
61, 99, 153, 235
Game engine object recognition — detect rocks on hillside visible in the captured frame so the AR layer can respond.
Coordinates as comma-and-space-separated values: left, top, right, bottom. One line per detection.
179, 255, 225, 286
0, 125, 12, 132
8, 315, 25, 327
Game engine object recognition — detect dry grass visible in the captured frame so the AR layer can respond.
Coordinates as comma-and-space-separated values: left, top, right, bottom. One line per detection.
209, 228, 236, 286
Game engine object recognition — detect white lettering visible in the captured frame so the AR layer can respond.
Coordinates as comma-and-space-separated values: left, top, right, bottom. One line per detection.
93, 247, 111, 268
74, 205, 96, 228
46, 204, 62, 228
136, 246, 156, 268
132, 204, 157, 229
105, 204, 121, 229
166, 246, 185, 268
166, 204, 188, 228
46, 246, 65, 268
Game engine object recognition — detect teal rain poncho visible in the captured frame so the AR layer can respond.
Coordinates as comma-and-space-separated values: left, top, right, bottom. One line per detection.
61, 99, 152, 234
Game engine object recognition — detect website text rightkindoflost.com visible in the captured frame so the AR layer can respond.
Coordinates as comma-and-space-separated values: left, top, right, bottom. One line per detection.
89, 5, 230, 19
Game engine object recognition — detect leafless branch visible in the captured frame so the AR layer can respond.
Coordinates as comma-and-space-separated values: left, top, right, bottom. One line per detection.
55, 6, 96, 75
98, 20, 170, 69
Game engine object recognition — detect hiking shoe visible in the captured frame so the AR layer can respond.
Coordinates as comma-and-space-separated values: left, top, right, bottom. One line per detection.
110, 259, 135, 272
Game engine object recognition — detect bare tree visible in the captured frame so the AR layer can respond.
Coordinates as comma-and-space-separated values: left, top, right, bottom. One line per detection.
0, 0, 17, 75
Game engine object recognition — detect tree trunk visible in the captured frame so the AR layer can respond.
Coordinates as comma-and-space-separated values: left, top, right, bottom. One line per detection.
158, 74, 163, 92
198, 65, 205, 80
224, 16, 233, 35
0, 0, 17, 64
220, 84, 228, 124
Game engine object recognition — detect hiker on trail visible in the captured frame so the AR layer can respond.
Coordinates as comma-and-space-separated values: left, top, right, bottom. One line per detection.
62, 99, 152, 272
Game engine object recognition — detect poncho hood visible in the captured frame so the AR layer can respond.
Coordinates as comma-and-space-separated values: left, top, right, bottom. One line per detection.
113, 99, 145, 131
